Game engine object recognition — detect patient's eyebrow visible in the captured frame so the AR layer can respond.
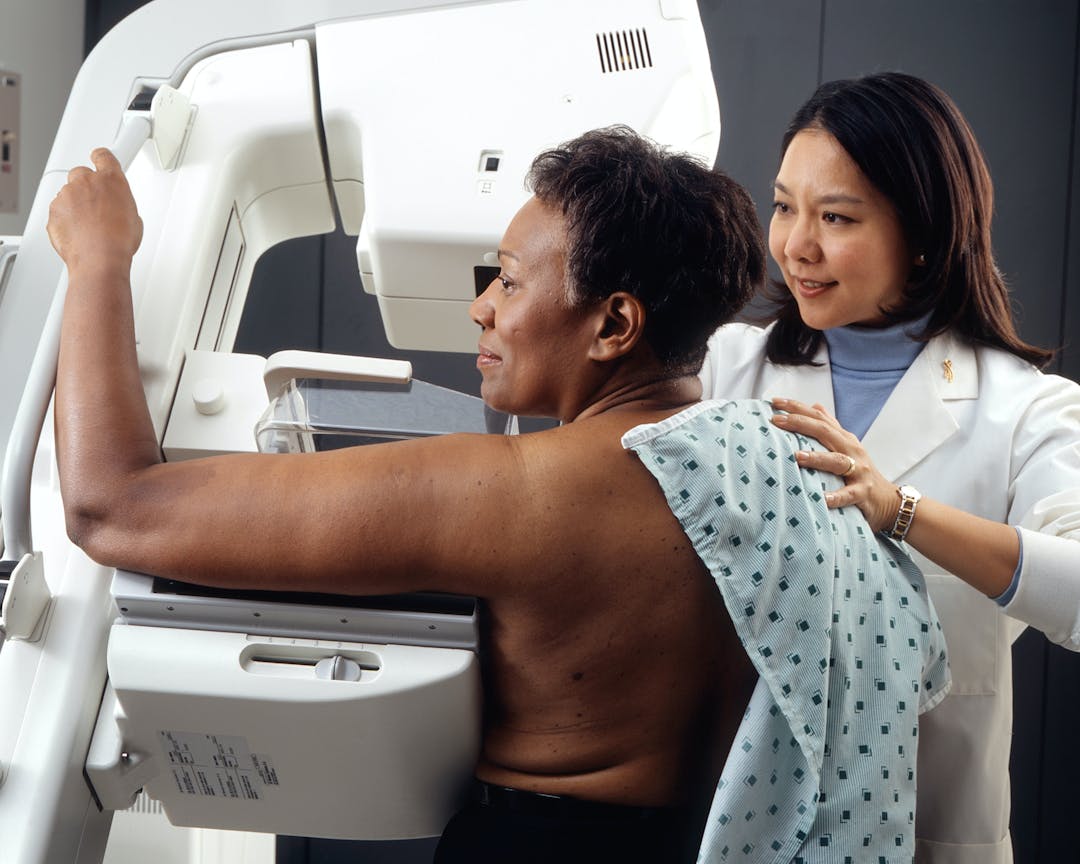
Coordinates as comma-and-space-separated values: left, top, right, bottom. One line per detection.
498, 249, 520, 262
773, 179, 865, 206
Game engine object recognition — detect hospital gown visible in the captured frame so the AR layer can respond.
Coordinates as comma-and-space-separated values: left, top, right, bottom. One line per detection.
622, 400, 950, 864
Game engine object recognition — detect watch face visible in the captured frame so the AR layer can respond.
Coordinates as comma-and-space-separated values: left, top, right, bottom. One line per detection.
899, 485, 922, 502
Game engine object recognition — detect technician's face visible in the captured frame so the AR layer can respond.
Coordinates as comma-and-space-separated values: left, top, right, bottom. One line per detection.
769, 128, 915, 330
469, 197, 594, 420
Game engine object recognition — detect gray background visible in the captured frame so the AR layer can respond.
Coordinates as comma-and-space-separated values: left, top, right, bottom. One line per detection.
82, 1, 1080, 861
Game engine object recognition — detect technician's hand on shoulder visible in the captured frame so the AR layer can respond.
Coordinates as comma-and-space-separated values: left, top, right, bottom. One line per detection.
47, 147, 143, 272
770, 397, 899, 532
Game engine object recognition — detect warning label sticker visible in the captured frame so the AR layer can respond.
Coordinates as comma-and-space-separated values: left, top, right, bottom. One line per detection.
159, 731, 280, 800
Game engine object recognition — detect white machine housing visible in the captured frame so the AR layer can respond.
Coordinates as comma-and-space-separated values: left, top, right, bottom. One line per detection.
0, 1, 720, 860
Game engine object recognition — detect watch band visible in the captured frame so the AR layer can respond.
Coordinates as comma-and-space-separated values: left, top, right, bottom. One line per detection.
887, 485, 922, 542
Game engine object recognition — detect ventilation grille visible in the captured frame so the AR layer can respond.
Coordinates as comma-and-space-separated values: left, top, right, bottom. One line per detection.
596, 29, 653, 73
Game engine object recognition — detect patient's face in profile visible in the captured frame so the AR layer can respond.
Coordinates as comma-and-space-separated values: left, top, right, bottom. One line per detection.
469, 197, 597, 420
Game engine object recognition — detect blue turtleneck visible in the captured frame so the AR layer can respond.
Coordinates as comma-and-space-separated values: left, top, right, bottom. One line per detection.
822, 316, 930, 440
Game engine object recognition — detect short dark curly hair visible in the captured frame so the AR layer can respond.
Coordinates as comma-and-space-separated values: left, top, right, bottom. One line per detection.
527, 126, 766, 374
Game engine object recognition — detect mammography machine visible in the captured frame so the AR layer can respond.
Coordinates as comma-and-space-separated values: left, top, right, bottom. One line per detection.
0, 1, 720, 860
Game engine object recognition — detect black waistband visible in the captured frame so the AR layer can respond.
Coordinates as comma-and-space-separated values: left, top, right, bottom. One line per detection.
470, 780, 685, 823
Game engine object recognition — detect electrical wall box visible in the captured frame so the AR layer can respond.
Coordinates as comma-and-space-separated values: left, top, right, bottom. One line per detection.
0, 71, 19, 214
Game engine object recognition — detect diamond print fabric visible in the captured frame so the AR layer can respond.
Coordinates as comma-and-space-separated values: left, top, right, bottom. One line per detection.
622, 400, 950, 863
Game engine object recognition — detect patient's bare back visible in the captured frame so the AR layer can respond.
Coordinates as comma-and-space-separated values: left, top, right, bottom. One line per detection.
467, 411, 756, 808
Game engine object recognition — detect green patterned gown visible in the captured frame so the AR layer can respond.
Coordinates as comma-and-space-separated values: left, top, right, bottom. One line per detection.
622, 400, 950, 864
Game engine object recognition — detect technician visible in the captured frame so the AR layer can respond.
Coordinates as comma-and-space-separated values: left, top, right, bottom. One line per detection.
700, 72, 1080, 863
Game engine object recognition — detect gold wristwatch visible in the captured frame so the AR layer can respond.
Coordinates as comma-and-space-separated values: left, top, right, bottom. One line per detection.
887, 484, 922, 542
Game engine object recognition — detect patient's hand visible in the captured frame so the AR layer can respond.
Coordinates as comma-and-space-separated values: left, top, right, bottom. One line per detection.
769, 397, 898, 533
47, 148, 143, 274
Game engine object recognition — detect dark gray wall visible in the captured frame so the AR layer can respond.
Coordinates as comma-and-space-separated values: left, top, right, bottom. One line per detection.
85, 2, 1080, 862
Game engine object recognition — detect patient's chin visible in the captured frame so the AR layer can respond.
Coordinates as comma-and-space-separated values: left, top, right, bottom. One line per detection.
479, 386, 514, 416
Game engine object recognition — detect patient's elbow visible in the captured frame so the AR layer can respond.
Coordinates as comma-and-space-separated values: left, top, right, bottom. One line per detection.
64, 504, 103, 558
62, 494, 119, 564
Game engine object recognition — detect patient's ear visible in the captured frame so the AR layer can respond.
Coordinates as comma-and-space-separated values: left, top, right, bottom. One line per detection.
588, 292, 645, 362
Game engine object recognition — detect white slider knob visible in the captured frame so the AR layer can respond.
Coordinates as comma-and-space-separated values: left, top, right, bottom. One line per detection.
191, 379, 225, 416
315, 655, 363, 682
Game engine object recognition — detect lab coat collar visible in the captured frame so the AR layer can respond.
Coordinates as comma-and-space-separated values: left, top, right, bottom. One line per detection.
762, 330, 979, 482
862, 330, 978, 481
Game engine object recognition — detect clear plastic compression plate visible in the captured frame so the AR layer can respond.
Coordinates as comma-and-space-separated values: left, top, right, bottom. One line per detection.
255, 376, 515, 454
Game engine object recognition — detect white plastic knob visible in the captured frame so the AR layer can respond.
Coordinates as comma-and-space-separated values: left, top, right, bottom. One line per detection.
192, 379, 225, 415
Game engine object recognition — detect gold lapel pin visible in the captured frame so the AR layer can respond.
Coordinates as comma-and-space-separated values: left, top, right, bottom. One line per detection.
943, 359, 954, 383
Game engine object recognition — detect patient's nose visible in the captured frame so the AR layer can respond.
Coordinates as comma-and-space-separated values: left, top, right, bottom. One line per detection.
469, 280, 497, 328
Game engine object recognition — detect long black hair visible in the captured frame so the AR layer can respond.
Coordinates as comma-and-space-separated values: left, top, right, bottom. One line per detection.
764, 72, 1053, 368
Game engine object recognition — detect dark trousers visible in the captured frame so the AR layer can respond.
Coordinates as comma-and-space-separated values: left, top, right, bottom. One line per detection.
434, 781, 702, 864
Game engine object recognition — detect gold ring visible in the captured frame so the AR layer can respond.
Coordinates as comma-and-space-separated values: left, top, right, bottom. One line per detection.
840, 455, 856, 478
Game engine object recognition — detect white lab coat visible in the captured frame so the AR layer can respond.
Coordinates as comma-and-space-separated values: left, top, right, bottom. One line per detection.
700, 322, 1080, 864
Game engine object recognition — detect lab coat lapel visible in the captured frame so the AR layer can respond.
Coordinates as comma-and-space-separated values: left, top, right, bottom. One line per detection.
860, 332, 978, 482
760, 343, 836, 415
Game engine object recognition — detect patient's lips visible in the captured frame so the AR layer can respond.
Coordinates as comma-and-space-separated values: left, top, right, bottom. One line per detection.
476, 345, 502, 369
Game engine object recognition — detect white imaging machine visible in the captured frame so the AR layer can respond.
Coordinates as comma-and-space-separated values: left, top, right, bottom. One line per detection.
0, 1, 720, 861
